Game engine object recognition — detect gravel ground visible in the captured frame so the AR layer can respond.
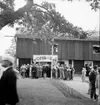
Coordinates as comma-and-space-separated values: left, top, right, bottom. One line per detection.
17, 78, 97, 105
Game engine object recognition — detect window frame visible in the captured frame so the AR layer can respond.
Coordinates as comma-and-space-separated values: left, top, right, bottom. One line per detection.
93, 45, 100, 54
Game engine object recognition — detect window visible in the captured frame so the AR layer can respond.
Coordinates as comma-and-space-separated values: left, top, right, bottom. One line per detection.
68, 60, 74, 67
69, 60, 72, 65
93, 45, 100, 54
84, 61, 93, 67
53, 44, 58, 52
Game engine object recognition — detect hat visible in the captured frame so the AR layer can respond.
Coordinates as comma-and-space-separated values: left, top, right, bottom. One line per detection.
2, 54, 15, 64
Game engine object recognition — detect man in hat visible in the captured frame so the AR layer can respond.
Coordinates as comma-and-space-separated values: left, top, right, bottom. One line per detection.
0, 54, 19, 105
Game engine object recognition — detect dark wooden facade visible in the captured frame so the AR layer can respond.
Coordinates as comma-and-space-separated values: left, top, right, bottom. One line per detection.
16, 36, 100, 73
16, 38, 100, 60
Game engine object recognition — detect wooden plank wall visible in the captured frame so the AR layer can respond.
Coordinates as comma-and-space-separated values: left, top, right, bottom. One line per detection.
56, 40, 100, 61
56, 40, 62, 60
16, 38, 33, 58
74, 41, 83, 60
16, 38, 100, 61
62, 41, 68, 60
26, 39, 51, 55
83, 41, 89, 60
16, 38, 51, 58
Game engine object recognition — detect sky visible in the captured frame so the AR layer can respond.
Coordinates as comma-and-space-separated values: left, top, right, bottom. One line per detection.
0, 0, 99, 55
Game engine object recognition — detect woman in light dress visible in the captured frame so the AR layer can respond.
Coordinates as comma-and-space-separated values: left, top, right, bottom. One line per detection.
81, 67, 86, 82
95, 67, 100, 103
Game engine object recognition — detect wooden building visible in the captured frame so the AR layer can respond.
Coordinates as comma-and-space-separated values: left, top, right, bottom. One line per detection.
16, 35, 100, 73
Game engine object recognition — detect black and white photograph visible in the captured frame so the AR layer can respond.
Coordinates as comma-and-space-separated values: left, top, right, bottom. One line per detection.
0, 0, 100, 105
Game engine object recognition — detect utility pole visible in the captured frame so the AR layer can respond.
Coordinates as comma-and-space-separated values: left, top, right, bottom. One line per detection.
51, 39, 54, 79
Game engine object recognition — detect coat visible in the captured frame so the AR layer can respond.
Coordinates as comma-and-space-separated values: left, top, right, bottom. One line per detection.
0, 67, 19, 105
89, 70, 97, 87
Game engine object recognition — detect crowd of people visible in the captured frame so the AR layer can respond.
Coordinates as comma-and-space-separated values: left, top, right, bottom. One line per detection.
19, 62, 75, 80
20, 62, 100, 102
52, 63, 75, 80
19, 63, 100, 102
81, 65, 100, 102
0, 54, 100, 104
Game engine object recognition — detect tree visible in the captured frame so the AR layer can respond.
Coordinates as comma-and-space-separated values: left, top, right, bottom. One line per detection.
5, 1, 98, 58
17, 1, 89, 39
67, 0, 100, 11
5, 38, 16, 57
0, 0, 99, 30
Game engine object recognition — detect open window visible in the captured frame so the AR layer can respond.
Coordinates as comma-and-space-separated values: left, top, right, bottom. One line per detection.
53, 44, 58, 52
93, 45, 100, 54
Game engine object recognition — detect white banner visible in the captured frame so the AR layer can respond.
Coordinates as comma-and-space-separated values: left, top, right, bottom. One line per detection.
33, 55, 58, 62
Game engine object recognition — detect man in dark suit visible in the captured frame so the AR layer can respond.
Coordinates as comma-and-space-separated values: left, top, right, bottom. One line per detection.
0, 55, 19, 105
89, 65, 98, 101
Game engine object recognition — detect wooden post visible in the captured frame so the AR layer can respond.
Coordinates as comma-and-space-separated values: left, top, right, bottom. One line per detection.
51, 44, 54, 79
29, 59, 32, 78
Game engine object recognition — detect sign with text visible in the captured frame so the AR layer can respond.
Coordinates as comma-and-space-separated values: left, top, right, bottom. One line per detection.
33, 55, 58, 62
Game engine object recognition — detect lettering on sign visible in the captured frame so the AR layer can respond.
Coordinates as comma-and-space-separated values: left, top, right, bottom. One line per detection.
33, 55, 58, 62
